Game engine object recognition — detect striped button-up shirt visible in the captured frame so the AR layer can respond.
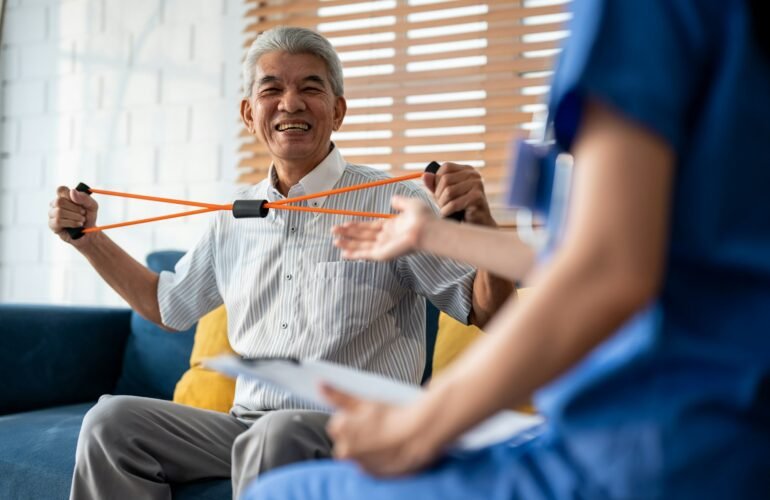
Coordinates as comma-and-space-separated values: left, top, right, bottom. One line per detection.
158, 147, 475, 413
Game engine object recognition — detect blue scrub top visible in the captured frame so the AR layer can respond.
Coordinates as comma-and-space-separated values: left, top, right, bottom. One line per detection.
245, 2, 770, 499
537, 0, 770, 495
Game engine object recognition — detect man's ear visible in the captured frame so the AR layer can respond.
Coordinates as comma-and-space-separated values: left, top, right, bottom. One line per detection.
240, 99, 255, 133
332, 96, 347, 131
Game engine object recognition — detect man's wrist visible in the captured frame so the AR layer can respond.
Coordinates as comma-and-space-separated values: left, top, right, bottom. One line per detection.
75, 230, 107, 256
475, 206, 497, 228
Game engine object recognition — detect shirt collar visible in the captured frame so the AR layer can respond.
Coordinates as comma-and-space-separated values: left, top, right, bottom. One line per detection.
265, 144, 346, 208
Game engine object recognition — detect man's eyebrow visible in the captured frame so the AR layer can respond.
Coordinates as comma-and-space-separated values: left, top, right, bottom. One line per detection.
257, 76, 280, 87
257, 75, 326, 86
303, 75, 326, 85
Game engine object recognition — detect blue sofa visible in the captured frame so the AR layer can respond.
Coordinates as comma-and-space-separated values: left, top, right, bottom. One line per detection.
0, 251, 441, 500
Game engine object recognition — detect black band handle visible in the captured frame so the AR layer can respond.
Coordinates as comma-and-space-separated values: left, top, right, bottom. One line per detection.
65, 183, 92, 240
232, 199, 270, 218
425, 161, 465, 222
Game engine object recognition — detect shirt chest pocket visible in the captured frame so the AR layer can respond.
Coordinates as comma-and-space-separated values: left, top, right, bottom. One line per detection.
305, 261, 402, 338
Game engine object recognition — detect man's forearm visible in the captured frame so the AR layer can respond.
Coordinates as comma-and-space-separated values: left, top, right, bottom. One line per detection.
469, 270, 514, 328
77, 232, 164, 324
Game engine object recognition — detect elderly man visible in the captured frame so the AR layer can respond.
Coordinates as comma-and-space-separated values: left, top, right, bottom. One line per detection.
48, 26, 512, 499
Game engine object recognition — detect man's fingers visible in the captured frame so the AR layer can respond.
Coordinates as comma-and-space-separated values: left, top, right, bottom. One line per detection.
70, 188, 98, 209
436, 178, 480, 208
53, 186, 89, 214
440, 191, 477, 217
434, 170, 477, 198
49, 207, 86, 227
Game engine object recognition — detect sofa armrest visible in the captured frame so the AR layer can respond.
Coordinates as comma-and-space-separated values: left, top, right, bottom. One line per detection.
0, 304, 132, 415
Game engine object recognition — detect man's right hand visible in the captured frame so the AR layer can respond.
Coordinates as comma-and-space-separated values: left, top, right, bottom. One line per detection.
48, 185, 99, 245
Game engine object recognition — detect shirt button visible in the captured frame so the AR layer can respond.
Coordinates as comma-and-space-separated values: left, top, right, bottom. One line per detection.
290, 227, 296, 233
286, 274, 292, 280
281, 322, 288, 329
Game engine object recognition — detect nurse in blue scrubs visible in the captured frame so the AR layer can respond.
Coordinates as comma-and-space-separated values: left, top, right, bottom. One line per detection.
245, 0, 770, 498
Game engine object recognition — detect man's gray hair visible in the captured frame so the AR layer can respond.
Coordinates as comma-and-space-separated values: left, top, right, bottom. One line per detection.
241, 26, 344, 99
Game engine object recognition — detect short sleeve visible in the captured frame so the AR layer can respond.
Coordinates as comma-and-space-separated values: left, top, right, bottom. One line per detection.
157, 216, 223, 330
395, 186, 476, 325
549, 0, 712, 153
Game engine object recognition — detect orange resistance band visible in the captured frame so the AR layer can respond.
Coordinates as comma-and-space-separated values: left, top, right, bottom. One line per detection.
79, 170, 425, 233
269, 171, 423, 206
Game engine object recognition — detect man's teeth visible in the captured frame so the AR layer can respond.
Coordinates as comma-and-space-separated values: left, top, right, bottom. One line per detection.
277, 123, 309, 131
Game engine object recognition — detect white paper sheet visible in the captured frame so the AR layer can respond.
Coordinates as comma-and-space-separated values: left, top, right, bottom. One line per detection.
203, 354, 544, 451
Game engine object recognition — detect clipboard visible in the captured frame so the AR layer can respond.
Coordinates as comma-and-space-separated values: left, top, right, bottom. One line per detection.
203, 354, 544, 451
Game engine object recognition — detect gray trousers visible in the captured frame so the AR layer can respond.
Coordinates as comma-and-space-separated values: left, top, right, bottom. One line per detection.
69, 395, 332, 500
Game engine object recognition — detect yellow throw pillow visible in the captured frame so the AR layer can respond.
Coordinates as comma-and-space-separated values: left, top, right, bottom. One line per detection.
432, 312, 484, 376
173, 305, 236, 413
433, 289, 533, 374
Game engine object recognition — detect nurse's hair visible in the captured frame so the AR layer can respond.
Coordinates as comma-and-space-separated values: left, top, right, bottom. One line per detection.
241, 26, 345, 99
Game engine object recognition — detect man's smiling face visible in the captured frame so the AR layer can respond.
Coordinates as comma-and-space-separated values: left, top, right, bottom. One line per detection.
242, 51, 346, 171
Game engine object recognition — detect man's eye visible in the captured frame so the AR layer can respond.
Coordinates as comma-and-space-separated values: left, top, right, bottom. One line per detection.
304, 87, 323, 93
260, 88, 280, 95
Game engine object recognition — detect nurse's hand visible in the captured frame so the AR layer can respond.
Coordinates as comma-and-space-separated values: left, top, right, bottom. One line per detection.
332, 195, 436, 261
322, 384, 443, 476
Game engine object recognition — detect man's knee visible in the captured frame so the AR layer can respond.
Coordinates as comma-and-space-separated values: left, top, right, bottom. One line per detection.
78, 395, 147, 452
233, 411, 331, 472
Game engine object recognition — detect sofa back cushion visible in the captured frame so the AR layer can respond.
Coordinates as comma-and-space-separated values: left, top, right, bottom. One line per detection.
114, 251, 196, 399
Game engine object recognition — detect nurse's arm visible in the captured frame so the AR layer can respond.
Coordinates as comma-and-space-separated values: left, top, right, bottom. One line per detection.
334, 198, 536, 282
408, 99, 676, 452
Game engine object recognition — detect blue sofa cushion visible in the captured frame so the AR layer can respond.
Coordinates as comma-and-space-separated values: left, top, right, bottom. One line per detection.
0, 305, 132, 415
0, 402, 231, 500
114, 251, 196, 399
0, 402, 92, 500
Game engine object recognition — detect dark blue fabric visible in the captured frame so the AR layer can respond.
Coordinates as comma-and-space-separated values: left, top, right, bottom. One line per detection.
0, 251, 232, 500
0, 403, 230, 500
246, 431, 603, 500
246, 1, 770, 498
421, 301, 440, 384
0, 305, 131, 415
172, 479, 232, 500
114, 250, 197, 399
0, 403, 93, 500
539, 0, 770, 496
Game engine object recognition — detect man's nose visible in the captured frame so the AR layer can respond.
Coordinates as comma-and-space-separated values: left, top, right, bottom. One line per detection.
278, 89, 306, 113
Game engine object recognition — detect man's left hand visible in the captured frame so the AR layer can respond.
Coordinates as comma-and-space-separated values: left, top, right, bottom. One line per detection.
424, 162, 495, 227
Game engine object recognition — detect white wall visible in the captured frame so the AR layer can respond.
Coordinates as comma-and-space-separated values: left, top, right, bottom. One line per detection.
0, 0, 247, 306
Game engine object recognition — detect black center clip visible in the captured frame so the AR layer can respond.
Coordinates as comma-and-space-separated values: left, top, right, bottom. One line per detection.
232, 199, 270, 219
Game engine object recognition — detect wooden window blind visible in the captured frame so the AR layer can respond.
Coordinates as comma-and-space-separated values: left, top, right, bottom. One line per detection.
239, 0, 570, 216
